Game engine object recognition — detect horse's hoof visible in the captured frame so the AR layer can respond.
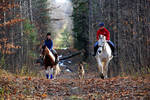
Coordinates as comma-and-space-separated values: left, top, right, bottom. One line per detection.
100, 73, 104, 79
101, 75, 104, 79
46, 74, 49, 79
50, 74, 53, 79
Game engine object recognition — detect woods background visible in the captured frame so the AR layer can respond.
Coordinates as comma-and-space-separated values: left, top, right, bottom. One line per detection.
72, 0, 150, 77
0, 0, 150, 77
0, 0, 51, 73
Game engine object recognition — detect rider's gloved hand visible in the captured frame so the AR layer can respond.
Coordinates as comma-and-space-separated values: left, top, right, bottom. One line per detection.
106, 40, 110, 42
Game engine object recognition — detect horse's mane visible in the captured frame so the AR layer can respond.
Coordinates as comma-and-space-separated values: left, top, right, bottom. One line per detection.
42, 46, 49, 54
42, 45, 47, 50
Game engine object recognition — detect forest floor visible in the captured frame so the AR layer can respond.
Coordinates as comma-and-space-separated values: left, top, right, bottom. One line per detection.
0, 70, 150, 100
0, 49, 150, 100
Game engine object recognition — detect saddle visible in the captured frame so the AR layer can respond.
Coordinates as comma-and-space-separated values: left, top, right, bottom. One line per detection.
50, 49, 59, 63
40, 46, 59, 65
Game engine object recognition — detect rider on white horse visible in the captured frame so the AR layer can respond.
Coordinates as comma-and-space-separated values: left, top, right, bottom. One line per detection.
93, 22, 115, 56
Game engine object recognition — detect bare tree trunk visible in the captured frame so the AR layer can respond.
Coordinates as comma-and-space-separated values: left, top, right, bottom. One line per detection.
20, 0, 23, 68
29, 0, 33, 22
88, 0, 94, 59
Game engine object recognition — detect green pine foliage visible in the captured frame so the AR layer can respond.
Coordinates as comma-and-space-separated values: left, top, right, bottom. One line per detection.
23, 19, 38, 44
72, 0, 89, 50
60, 29, 73, 48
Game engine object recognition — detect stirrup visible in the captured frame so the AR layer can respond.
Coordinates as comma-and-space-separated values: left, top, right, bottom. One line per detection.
92, 53, 96, 56
92, 54, 95, 56
112, 52, 116, 56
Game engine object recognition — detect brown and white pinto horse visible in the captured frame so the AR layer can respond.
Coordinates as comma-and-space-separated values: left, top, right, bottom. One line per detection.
41, 45, 61, 79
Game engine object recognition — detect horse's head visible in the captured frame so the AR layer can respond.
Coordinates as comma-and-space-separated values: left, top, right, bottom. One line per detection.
97, 35, 107, 54
41, 45, 49, 57
98, 35, 106, 44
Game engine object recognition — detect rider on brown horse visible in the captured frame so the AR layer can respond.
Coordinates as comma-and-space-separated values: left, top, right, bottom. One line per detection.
42, 32, 59, 64
38, 32, 60, 79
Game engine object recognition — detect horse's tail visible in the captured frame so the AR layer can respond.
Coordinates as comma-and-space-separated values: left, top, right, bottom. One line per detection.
109, 55, 113, 60
55, 64, 61, 76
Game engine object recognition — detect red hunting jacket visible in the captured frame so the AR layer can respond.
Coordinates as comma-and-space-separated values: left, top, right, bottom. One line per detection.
96, 27, 110, 41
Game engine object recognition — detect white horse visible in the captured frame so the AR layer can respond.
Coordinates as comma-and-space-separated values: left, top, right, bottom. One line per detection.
95, 35, 113, 79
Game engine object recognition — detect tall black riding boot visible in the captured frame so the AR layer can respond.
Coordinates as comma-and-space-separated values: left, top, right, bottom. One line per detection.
55, 54, 59, 64
110, 44, 116, 56
93, 45, 98, 56
112, 49, 116, 56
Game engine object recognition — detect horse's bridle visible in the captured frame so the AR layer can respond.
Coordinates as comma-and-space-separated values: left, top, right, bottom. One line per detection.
98, 41, 106, 50
41, 45, 47, 60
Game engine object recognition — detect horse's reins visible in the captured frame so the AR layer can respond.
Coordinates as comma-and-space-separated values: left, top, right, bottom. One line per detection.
98, 41, 106, 50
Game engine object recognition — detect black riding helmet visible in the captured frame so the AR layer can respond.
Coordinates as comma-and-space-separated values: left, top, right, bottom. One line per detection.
46, 32, 51, 36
